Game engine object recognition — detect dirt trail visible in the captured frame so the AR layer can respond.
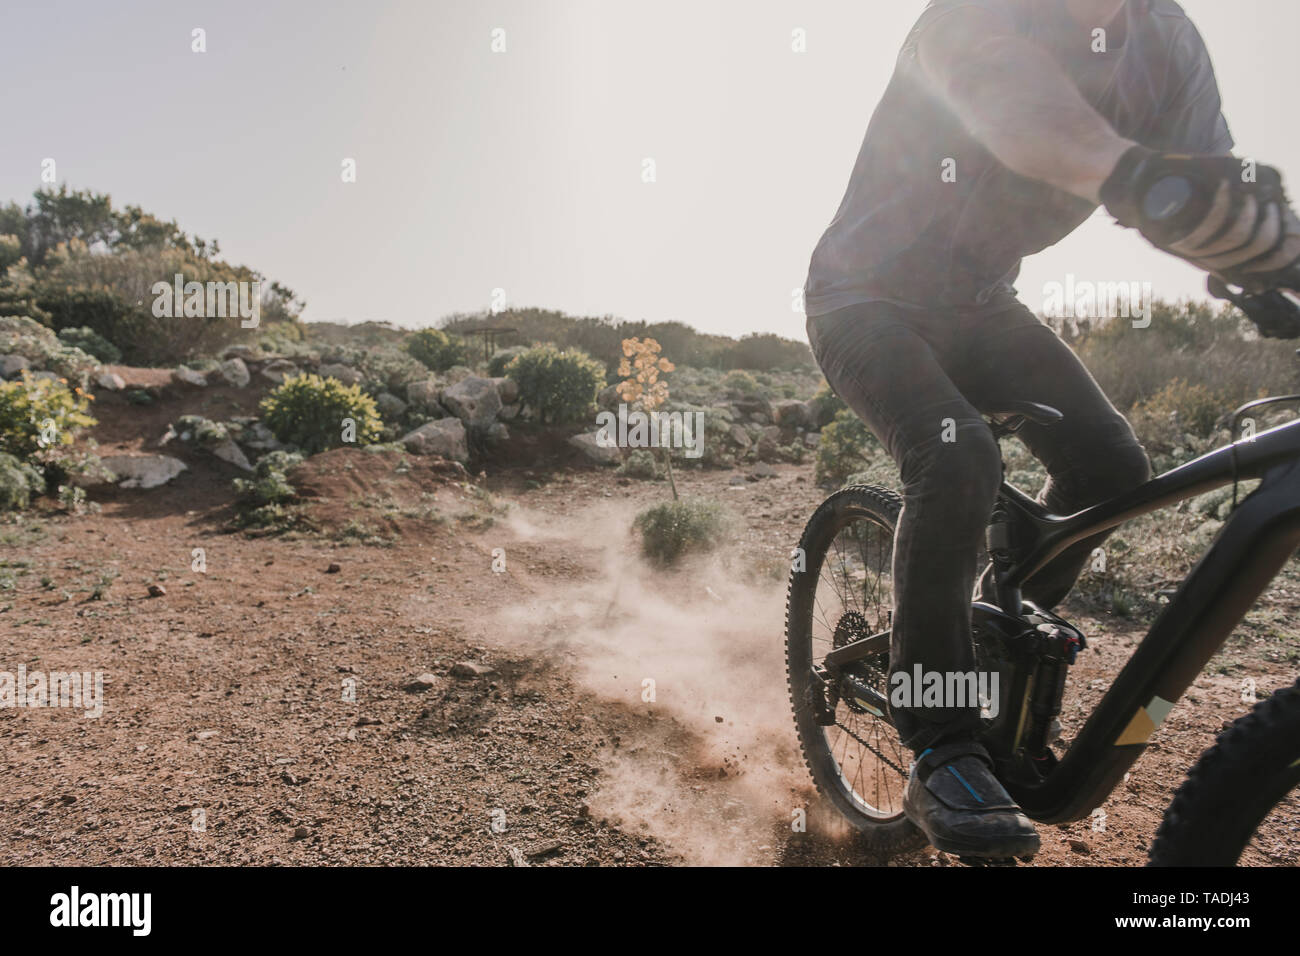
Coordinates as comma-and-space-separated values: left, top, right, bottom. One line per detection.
2, 445, 1296, 866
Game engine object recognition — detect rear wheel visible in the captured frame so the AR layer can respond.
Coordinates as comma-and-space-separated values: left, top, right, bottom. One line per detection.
1149, 677, 1300, 866
785, 485, 924, 853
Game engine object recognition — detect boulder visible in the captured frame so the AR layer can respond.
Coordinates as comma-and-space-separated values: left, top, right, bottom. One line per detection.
101, 454, 188, 489
443, 365, 475, 385
773, 399, 811, 429
1, 354, 30, 379
216, 357, 250, 388
728, 424, 753, 449
805, 397, 836, 429
486, 422, 510, 442
29, 370, 59, 382
210, 437, 253, 471
260, 359, 299, 384
568, 431, 620, 466
239, 421, 284, 452
491, 377, 520, 406
220, 344, 259, 361
400, 418, 468, 462
172, 366, 208, 387
441, 376, 502, 430
406, 379, 442, 409
498, 403, 521, 422
318, 363, 364, 386
732, 396, 773, 424
375, 392, 408, 419
597, 384, 621, 410
95, 370, 126, 391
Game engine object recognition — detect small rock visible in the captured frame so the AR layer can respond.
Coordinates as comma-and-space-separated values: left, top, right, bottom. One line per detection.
355, 716, 383, 727
325, 563, 341, 574
292, 826, 312, 840
450, 661, 495, 679
147, 584, 167, 598
194, 730, 218, 741
1069, 839, 1091, 854
506, 846, 530, 867
525, 839, 563, 859
402, 673, 439, 692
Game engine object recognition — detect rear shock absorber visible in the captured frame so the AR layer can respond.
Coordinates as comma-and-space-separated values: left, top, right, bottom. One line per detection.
1023, 622, 1085, 757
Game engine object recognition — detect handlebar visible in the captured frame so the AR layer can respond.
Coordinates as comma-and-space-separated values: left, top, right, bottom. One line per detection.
1207, 276, 1300, 340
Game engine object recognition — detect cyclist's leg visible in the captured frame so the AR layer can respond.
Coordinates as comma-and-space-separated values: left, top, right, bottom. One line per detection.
957, 303, 1152, 609
808, 303, 999, 751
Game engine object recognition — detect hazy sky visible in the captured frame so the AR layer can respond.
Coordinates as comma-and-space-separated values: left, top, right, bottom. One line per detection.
2, 0, 1295, 338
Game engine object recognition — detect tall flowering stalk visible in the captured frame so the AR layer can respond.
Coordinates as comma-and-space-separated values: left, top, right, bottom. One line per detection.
616, 337, 678, 499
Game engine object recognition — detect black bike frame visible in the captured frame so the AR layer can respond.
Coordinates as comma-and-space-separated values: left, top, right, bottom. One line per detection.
988, 416, 1300, 823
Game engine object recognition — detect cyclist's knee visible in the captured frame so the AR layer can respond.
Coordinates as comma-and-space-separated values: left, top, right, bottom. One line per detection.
903, 420, 1001, 505
1100, 429, 1153, 494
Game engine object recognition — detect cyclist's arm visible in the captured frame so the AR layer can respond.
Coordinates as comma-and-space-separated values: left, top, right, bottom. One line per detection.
914, 5, 1135, 204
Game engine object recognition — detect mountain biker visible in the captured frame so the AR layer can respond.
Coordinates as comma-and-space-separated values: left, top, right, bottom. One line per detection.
804, 0, 1300, 859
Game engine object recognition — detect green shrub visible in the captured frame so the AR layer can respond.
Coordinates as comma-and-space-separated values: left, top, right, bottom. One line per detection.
487, 346, 528, 377
0, 371, 96, 461
633, 498, 728, 565
232, 450, 304, 530
407, 328, 469, 373
807, 381, 846, 428
258, 373, 382, 455
233, 450, 303, 506
1132, 378, 1225, 439
815, 408, 880, 485
56, 325, 121, 364
0, 315, 98, 386
0, 451, 44, 510
505, 346, 606, 424
617, 449, 659, 480
722, 369, 759, 395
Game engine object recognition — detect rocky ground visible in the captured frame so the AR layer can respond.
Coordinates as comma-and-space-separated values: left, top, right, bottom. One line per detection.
2, 370, 1298, 867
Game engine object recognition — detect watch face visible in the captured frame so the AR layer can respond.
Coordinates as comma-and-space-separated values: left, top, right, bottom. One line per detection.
1144, 175, 1193, 223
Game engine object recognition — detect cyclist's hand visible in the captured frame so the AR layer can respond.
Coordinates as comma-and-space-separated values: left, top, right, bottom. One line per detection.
1101, 146, 1300, 294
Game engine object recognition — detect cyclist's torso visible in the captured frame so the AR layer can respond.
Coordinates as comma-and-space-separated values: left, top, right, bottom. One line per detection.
804, 0, 1233, 319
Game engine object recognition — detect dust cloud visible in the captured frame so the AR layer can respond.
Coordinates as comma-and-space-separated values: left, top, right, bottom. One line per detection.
490, 501, 857, 865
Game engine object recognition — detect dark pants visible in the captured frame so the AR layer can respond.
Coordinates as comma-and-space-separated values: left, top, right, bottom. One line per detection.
807, 300, 1151, 752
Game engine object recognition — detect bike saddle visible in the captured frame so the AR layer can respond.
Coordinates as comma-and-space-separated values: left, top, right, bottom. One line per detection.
985, 401, 1064, 436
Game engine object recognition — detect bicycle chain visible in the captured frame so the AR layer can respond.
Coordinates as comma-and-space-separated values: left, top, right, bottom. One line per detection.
835, 720, 909, 778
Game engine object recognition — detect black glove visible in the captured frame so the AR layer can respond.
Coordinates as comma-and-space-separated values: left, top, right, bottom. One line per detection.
1101, 146, 1300, 294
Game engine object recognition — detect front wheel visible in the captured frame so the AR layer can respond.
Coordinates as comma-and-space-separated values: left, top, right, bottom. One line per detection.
785, 485, 924, 853
1149, 677, 1300, 866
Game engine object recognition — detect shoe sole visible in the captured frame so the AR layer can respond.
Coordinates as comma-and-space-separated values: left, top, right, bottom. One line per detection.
905, 796, 1042, 859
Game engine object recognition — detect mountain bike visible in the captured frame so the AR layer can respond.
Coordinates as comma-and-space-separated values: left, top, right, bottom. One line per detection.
785, 282, 1300, 866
